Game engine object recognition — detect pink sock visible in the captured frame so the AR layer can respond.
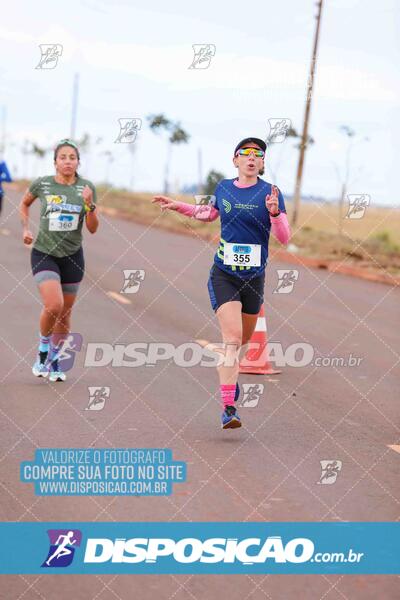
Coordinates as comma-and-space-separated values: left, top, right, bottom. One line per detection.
220, 384, 236, 409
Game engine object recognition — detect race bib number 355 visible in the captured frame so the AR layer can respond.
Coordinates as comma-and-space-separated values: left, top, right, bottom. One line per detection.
49, 213, 79, 232
223, 243, 261, 267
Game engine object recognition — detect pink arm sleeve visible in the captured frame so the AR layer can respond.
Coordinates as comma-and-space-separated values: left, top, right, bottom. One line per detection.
174, 201, 219, 222
270, 212, 291, 245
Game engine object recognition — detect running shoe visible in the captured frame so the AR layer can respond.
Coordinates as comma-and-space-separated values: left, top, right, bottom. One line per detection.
48, 358, 66, 382
32, 351, 49, 378
234, 382, 240, 402
221, 405, 242, 429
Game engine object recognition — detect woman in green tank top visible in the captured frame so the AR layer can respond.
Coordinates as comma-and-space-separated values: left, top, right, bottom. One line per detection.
19, 140, 99, 382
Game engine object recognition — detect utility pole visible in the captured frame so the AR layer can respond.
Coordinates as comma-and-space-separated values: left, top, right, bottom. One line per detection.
1, 105, 6, 154
291, 0, 324, 227
336, 127, 368, 235
70, 73, 79, 140
164, 142, 171, 194
338, 181, 346, 236
198, 147, 203, 194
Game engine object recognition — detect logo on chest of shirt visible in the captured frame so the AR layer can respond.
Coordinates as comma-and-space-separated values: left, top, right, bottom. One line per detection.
222, 198, 262, 216
44, 194, 82, 217
222, 199, 232, 213
235, 203, 259, 211
46, 194, 65, 205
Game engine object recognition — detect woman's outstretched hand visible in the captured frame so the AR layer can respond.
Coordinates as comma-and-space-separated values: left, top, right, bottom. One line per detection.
265, 185, 280, 216
152, 195, 179, 211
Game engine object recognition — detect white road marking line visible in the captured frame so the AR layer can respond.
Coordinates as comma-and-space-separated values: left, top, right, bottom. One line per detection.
106, 291, 132, 305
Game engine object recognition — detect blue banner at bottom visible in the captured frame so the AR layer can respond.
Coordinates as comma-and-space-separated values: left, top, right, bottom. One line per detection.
0, 522, 398, 574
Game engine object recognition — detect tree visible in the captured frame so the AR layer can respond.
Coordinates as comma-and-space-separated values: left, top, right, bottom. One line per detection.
147, 114, 190, 193
267, 126, 314, 183
21, 140, 33, 178
31, 142, 47, 177
203, 170, 225, 195
127, 141, 136, 190
101, 150, 114, 186
285, 126, 314, 150
76, 133, 103, 174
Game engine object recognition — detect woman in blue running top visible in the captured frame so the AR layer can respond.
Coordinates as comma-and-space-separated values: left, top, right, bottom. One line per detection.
153, 137, 291, 429
0, 155, 12, 215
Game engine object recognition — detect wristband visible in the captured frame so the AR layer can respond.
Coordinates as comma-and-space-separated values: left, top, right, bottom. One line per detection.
84, 203, 97, 213
270, 209, 281, 217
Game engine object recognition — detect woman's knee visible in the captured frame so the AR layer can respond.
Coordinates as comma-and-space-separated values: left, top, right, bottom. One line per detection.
43, 299, 64, 317
222, 331, 242, 348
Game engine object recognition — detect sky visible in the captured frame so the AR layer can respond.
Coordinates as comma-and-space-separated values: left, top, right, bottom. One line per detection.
0, 0, 399, 205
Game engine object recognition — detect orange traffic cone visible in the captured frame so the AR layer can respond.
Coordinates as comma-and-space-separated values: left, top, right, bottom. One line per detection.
239, 305, 281, 375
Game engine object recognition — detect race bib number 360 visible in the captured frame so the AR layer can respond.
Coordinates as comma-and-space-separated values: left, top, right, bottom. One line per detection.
223, 243, 261, 267
49, 213, 79, 232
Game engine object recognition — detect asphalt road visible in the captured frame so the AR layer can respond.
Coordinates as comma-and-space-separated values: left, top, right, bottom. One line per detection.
0, 189, 399, 599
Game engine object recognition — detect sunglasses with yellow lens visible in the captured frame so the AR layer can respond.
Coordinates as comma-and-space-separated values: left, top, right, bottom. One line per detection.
236, 147, 265, 158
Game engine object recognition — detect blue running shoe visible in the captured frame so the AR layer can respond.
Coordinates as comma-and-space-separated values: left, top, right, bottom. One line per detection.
234, 382, 240, 402
48, 358, 66, 382
221, 405, 242, 429
32, 351, 49, 378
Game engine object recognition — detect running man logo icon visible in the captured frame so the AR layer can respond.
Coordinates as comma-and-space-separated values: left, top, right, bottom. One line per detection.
194, 195, 216, 207
36, 44, 63, 69
114, 118, 142, 144
188, 44, 216, 69
317, 460, 342, 485
273, 269, 299, 294
85, 386, 111, 411
345, 194, 370, 219
239, 384, 264, 408
41, 529, 82, 568
120, 270, 146, 294
51, 333, 83, 372
267, 119, 291, 144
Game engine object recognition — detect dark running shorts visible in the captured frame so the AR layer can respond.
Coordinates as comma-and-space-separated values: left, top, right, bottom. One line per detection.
207, 264, 265, 314
31, 246, 85, 295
